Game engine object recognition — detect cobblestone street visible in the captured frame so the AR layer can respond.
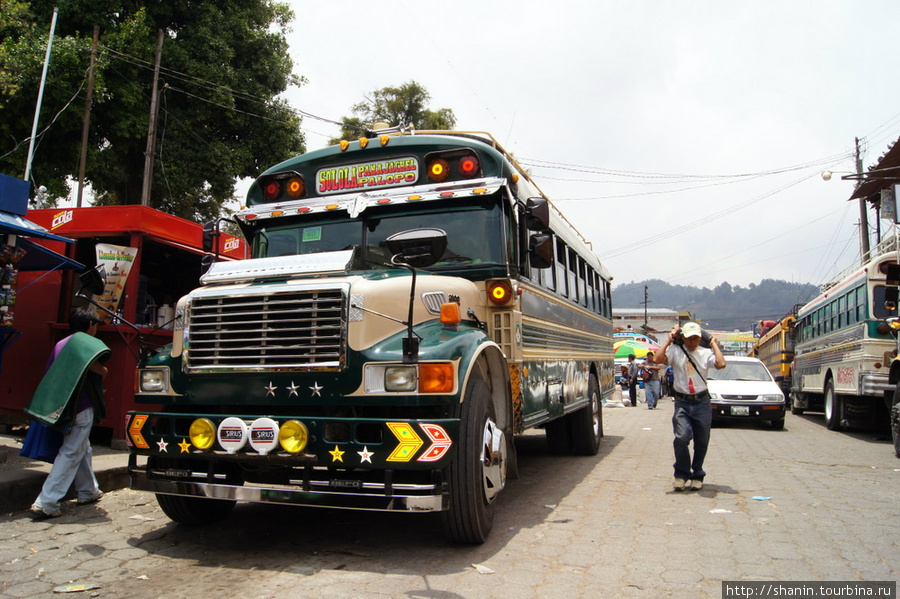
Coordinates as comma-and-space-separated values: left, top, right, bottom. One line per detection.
2, 402, 898, 598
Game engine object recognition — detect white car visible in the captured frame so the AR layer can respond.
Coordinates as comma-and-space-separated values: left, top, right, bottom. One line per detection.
707, 356, 786, 430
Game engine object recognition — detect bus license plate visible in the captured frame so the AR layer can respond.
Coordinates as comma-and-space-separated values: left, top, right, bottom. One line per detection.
730, 406, 749, 416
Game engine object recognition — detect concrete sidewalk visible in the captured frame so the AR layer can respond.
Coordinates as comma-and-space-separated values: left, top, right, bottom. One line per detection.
0, 431, 130, 515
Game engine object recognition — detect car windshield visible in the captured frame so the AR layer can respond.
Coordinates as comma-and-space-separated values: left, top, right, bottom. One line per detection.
709, 361, 772, 381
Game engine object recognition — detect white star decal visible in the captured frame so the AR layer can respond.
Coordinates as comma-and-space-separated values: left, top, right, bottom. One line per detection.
265, 382, 277, 396
287, 381, 300, 397
358, 446, 374, 463
309, 381, 323, 397
157, 439, 168, 453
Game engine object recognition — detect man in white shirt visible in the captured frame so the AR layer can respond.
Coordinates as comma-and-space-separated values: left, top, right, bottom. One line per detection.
652, 322, 726, 491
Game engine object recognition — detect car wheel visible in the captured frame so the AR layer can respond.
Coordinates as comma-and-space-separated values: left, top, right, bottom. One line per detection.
770, 417, 785, 430
824, 379, 842, 431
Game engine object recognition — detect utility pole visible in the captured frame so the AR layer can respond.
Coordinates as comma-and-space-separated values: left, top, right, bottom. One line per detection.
642, 285, 649, 331
76, 25, 99, 208
856, 137, 870, 264
24, 8, 58, 184
140, 30, 164, 207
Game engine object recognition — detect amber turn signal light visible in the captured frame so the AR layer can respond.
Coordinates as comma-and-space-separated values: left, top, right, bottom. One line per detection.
487, 280, 514, 306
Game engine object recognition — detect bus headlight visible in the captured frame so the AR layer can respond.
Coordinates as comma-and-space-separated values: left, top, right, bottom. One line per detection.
385, 366, 417, 392
139, 368, 168, 393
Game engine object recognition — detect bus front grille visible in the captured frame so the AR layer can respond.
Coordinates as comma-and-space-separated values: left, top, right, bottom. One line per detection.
185, 288, 346, 372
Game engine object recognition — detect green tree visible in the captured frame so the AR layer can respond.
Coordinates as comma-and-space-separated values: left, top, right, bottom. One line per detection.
332, 80, 456, 142
0, 0, 305, 221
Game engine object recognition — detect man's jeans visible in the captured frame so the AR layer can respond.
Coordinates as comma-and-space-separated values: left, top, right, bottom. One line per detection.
672, 399, 711, 481
34, 407, 99, 515
645, 380, 661, 408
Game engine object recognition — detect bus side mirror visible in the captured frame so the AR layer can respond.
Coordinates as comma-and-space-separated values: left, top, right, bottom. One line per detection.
885, 286, 899, 311
202, 221, 217, 253
78, 264, 107, 296
525, 197, 550, 231
386, 228, 447, 268
528, 233, 553, 269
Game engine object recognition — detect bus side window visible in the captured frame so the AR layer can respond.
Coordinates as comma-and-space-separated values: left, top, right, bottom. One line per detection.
555, 239, 568, 298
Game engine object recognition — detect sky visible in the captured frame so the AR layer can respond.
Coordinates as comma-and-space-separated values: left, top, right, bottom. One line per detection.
270, 1, 900, 292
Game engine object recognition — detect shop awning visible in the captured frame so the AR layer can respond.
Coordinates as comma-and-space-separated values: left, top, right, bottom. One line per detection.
0, 211, 73, 243
15, 237, 84, 272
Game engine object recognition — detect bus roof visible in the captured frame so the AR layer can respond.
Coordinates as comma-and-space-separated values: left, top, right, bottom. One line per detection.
246, 129, 610, 280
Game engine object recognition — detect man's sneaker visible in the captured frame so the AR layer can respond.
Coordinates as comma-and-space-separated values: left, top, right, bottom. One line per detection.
673, 478, 687, 492
76, 491, 103, 506
689, 479, 704, 491
30, 505, 62, 521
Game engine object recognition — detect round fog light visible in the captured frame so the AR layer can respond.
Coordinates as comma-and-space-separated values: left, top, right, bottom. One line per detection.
189, 418, 216, 451
279, 420, 309, 454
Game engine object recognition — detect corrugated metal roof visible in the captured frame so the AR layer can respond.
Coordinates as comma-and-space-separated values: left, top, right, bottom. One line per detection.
850, 134, 900, 201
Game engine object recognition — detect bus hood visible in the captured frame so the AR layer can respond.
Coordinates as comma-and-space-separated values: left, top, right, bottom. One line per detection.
200, 250, 355, 285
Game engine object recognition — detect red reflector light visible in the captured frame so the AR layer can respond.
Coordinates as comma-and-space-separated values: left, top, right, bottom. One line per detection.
458, 155, 480, 178
428, 159, 450, 182
286, 176, 306, 199
487, 280, 513, 306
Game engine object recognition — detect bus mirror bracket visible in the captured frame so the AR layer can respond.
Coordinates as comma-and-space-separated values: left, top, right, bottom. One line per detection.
525, 197, 550, 231
528, 233, 553, 269
386, 228, 448, 363
75, 264, 154, 367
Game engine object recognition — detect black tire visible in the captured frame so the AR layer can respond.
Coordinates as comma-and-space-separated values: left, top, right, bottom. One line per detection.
824, 379, 842, 431
441, 377, 506, 544
545, 416, 571, 455
156, 493, 236, 526
569, 375, 603, 455
891, 385, 900, 458
770, 418, 785, 430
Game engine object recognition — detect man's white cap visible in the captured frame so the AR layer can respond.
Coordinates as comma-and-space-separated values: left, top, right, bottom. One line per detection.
681, 322, 702, 338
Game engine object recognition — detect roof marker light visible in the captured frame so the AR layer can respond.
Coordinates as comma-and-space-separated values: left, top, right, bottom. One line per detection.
380, 135, 390, 146
359, 137, 369, 148
407, 195, 423, 202
297, 207, 310, 213
339, 140, 350, 151
458, 155, 480, 178
286, 176, 306, 199
262, 179, 282, 202
428, 159, 450, 182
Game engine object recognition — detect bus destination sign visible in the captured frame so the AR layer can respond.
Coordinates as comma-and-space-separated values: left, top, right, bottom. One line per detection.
317, 157, 419, 195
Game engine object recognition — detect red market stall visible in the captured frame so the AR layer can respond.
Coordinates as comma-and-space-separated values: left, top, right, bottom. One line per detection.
0, 205, 245, 444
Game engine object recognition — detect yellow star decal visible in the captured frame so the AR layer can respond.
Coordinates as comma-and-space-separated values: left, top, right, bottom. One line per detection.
329, 445, 345, 462
178, 440, 191, 453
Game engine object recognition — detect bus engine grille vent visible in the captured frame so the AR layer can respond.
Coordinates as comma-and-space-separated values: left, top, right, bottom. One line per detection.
185, 288, 346, 372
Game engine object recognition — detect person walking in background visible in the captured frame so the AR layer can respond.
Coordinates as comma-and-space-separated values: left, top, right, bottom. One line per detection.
643, 351, 663, 409
663, 365, 674, 397
652, 322, 725, 492
626, 354, 640, 407
29, 307, 110, 520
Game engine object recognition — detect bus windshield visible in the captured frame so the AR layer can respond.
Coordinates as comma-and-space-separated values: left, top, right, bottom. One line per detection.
252, 201, 506, 270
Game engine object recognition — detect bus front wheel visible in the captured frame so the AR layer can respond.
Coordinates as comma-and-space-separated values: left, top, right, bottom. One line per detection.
156, 493, 236, 526
824, 379, 843, 431
441, 377, 506, 544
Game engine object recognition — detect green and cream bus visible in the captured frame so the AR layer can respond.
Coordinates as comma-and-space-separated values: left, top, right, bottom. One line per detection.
126, 129, 614, 543
792, 236, 899, 433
